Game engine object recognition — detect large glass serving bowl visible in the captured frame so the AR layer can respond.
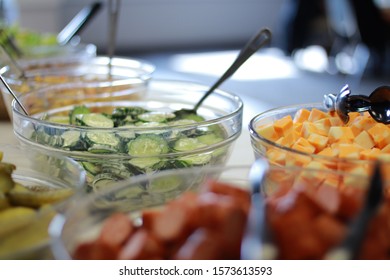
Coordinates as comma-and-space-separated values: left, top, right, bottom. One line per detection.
12, 79, 243, 193
248, 103, 390, 175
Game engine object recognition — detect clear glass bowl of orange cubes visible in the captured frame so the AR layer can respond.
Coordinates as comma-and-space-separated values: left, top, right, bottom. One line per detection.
249, 103, 390, 177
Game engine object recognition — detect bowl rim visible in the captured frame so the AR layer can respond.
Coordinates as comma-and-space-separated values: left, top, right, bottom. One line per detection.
0, 55, 156, 85
248, 102, 377, 164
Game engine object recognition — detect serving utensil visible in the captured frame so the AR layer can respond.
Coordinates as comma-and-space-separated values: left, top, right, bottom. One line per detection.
326, 161, 384, 259
107, 0, 120, 77
0, 74, 29, 115
241, 158, 277, 260
0, 44, 26, 79
324, 84, 390, 124
57, 1, 103, 46
174, 28, 272, 118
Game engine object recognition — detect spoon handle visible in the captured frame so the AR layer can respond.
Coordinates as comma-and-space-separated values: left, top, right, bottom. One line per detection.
0, 74, 29, 115
193, 28, 272, 111
0, 44, 25, 79
108, 0, 120, 76
57, 1, 102, 46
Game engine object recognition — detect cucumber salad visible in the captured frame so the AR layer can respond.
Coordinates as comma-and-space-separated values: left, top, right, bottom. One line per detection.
31, 105, 230, 193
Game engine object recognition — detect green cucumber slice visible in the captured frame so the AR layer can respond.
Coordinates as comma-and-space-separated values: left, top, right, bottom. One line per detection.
127, 134, 169, 156
86, 132, 119, 147
173, 137, 207, 151
79, 113, 114, 128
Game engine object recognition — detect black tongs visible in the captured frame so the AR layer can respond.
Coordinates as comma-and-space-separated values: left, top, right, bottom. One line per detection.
326, 161, 384, 260
324, 84, 390, 124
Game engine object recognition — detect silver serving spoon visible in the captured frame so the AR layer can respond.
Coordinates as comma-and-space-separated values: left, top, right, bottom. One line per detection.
107, 0, 120, 77
0, 74, 29, 115
324, 84, 390, 124
57, 1, 102, 46
174, 28, 272, 118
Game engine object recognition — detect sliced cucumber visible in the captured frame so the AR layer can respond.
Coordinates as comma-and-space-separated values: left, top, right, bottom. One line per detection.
173, 137, 207, 152
61, 131, 81, 147
138, 112, 175, 123
179, 153, 212, 165
149, 175, 183, 193
79, 113, 114, 128
80, 161, 101, 175
88, 144, 118, 154
197, 133, 224, 145
47, 115, 70, 124
69, 105, 90, 125
127, 134, 169, 156
128, 157, 161, 170
85, 132, 119, 148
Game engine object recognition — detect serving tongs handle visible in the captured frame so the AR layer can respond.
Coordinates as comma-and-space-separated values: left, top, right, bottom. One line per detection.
326, 161, 384, 260
241, 159, 277, 260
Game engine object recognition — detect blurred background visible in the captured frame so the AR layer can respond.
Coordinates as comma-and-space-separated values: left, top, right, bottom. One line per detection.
2, 0, 390, 116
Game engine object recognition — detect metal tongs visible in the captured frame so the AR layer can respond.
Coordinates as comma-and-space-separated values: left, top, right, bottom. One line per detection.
324, 84, 390, 124
326, 161, 384, 260
241, 159, 277, 260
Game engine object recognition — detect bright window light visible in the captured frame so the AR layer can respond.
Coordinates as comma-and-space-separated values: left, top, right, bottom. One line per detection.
169, 49, 298, 80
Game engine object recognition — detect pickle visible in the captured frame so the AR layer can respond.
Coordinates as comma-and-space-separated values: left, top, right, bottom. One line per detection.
0, 170, 14, 193
0, 162, 16, 174
0, 193, 10, 210
0, 207, 56, 259
8, 185, 74, 208
0, 207, 37, 238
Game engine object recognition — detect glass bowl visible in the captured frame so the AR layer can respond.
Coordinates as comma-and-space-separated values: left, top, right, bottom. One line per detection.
49, 163, 387, 260
49, 165, 252, 260
0, 56, 155, 119
12, 79, 243, 193
248, 103, 389, 174
0, 144, 86, 260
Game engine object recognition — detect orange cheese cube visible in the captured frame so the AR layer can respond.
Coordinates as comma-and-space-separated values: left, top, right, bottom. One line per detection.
347, 112, 361, 123
360, 148, 381, 160
318, 147, 339, 157
292, 137, 316, 154
255, 124, 279, 142
308, 108, 329, 122
381, 143, 390, 153
293, 122, 303, 135
329, 117, 344, 126
354, 130, 375, 150
313, 118, 331, 136
301, 121, 320, 139
285, 153, 312, 167
307, 133, 328, 152
367, 123, 390, 149
273, 115, 293, 137
338, 144, 363, 159
275, 136, 292, 148
293, 108, 310, 123
266, 148, 286, 165
328, 127, 354, 143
